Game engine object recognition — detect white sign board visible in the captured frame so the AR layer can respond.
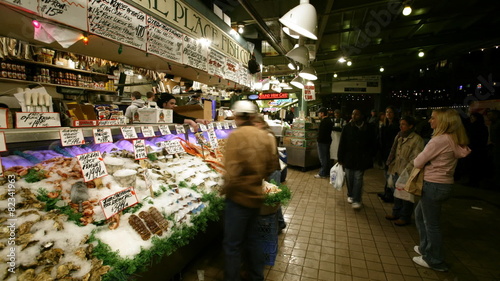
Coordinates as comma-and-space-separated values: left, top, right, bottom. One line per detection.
93, 128, 113, 144
15, 112, 61, 128
0, 108, 8, 129
174, 124, 185, 134
99, 187, 139, 219
158, 125, 172, 135
207, 128, 218, 149
133, 139, 148, 160
141, 126, 156, 138
77, 151, 108, 182
39, 0, 87, 30
159, 139, 185, 154
147, 16, 183, 63
121, 126, 138, 139
0, 132, 6, 152
60, 128, 85, 146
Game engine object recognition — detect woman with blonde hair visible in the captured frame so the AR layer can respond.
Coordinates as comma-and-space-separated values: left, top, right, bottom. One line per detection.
412, 108, 471, 271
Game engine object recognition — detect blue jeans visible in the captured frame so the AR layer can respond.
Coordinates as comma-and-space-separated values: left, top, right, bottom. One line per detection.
345, 169, 364, 203
223, 199, 264, 281
414, 181, 452, 269
392, 174, 414, 222
317, 142, 331, 177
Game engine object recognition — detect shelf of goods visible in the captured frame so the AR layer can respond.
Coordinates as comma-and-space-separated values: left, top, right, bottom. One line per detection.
0, 58, 116, 94
283, 121, 320, 170
0, 124, 234, 281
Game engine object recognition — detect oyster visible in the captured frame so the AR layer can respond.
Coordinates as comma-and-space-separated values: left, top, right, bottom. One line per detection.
56, 262, 81, 279
36, 248, 64, 266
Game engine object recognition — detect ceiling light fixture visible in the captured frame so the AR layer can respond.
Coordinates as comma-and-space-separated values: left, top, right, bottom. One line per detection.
402, 5, 412, 16
333, 73, 338, 78
279, 0, 318, 40
338, 57, 346, 63
418, 50, 425, 57
238, 25, 244, 34
286, 45, 310, 65
283, 27, 300, 39
379, 67, 385, 72
290, 76, 305, 89
279, 79, 289, 88
347, 60, 352, 66
288, 62, 296, 70
299, 65, 317, 80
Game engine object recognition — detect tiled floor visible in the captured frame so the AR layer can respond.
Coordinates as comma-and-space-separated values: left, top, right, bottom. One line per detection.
176, 167, 500, 281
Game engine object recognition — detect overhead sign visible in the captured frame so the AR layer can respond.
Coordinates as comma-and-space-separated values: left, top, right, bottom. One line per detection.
258, 93, 289, 100
332, 75, 381, 94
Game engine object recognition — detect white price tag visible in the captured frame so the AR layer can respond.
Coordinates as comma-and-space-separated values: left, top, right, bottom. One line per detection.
207, 123, 214, 130
133, 139, 148, 160
99, 187, 139, 219
207, 128, 219, 149
216, 122, 223, 130
77, 151, 108, 182
60, 128, 85, 147
199, 124, 207, 131
158, 125, 172, 135
93, 128, 113, 144
174, 124, 185, 134
0, 132, 6, 152
159, 140, 185, 154
141, 126, 156, 138
223, 122, 230, 130
121, 126, 138, 139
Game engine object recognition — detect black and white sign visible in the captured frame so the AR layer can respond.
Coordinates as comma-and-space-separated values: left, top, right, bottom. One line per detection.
141, 126, 156, 138
88, 0, 147, 50
207, 128, 218, 149
158, 125, 171, 135
207, 48, 225, 78
93, 128, 113, 144
174, 124, 185, 134
39, 0, 87, 30
182, 35, 208, 71
60, 128, 85, 146
147, 16, 183, 63
100, 187, 139, 219
133, 139, 148, 160
121, 126, 138, 139
16, 112, 61, 128
77, 151, 108, 182
158, 139, 185, 154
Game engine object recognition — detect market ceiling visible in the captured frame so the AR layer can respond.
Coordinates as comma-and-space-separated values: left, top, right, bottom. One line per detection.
202, 0, 500, 90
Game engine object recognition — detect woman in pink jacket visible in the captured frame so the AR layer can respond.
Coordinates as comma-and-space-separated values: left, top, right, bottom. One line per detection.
412, 108, 471, 271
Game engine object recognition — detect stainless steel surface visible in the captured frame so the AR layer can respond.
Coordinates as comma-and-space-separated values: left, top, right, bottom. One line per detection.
284, 145, 320, 169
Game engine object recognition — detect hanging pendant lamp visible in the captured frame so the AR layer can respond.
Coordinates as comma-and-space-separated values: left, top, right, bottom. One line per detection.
286, 45, 310, 66
279, 0, 318, 40
299, 65, 317, 80
290, 76, 305, 89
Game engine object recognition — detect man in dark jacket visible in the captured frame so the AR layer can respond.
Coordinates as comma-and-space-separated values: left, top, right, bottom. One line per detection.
338, 109, 377, 209
315, 107, 334, 178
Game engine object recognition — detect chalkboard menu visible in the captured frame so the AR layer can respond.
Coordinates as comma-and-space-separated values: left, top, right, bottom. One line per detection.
224, 57, 240, 83
207, 48, 226, 78
182, 35, 208, 72
40, 0, 87, 30
147, 16, 183, 63
88, 0, 147, 50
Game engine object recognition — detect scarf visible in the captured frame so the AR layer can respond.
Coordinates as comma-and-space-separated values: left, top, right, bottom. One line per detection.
386, 128, 414, 165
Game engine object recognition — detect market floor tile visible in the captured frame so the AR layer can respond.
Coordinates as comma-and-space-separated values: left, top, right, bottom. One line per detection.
172, 167, 500, 281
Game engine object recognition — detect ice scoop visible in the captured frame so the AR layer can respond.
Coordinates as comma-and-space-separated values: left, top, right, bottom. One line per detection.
70, 181, 89, 213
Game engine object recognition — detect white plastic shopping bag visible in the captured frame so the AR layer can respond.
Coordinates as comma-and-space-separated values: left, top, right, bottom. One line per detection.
330, 163, 345, 191
394, 169, 415, 202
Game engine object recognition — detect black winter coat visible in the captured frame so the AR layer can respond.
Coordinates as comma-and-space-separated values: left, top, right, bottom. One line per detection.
338, 121, 377, 170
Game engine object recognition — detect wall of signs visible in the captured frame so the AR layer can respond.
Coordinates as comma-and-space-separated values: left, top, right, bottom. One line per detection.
0, 0, 252, 87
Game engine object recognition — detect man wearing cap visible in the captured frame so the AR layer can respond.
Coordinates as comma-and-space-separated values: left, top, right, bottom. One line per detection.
221, 101, 275, 281
315, 107, 334, 178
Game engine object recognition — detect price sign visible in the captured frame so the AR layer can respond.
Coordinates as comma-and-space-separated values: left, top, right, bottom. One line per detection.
159, 140, 185, 154
60, 128, 85, 146
141, 126, 156, 138
223, 122, 230, 130
16, 112, 61, 128
121, 126, 138, 139
93, 128, 113, 144
133, 139, 148, 160
99, 187, 139, 219
216, 122, 222, 130
207, 128, 218, 149
0, 157, 3, 177
174, 124, 185, 134
207, 123, 214, 130
158, 125, 172, 135
77, 151, 108, 182
232, 121, 237, 128
0, 132, 6, 152
199, 124, 207, 131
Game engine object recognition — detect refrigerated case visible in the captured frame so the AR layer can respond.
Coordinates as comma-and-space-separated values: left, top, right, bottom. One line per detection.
283, 121, 320, 170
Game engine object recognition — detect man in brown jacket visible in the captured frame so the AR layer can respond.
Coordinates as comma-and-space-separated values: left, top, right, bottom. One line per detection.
221, 100, 275, 281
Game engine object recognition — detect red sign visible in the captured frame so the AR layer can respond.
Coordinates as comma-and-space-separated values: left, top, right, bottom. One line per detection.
258, 93, 289, 100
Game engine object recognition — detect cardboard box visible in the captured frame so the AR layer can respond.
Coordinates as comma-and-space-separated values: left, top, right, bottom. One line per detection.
134, 108, 173, 124
173, 104, 212, 120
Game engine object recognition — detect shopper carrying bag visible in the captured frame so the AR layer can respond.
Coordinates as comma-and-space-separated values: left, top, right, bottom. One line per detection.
330, 162, 345, 191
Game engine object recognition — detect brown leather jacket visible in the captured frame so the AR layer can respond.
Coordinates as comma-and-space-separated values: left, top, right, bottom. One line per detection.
221, 123, 276, 208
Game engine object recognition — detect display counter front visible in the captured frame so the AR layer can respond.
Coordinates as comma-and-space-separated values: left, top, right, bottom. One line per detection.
0, 123, 233, 281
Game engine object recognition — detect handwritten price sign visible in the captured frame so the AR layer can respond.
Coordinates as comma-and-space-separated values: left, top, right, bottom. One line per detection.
158, 125, 172, 135
207, 128, 219, 149
99, 187, 139, 219
77, 151, 108, 182
121, 126, 138, 139
141, 126, 156, 137
174, 124, 185, 134
93, 128, 113, 144
158, 140, 185, 154
133, 139, 148, 160
60, 128, 85, 146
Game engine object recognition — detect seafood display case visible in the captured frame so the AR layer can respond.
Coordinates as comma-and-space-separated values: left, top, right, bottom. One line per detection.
0, 124, 233, 281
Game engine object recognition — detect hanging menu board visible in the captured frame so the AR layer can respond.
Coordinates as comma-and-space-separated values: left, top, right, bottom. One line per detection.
182, 35, 208, 72
88, 0, 147, 50
147, 16, 183, 63
1, 0, 38, 13
238, 66, 250, 87
39, 0, 87, 30
207, 48, 225, 78
224, 57, 240, 83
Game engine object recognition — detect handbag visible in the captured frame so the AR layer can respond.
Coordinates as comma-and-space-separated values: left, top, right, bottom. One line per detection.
330, 163, 345, 191
404, 167, 424, 196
